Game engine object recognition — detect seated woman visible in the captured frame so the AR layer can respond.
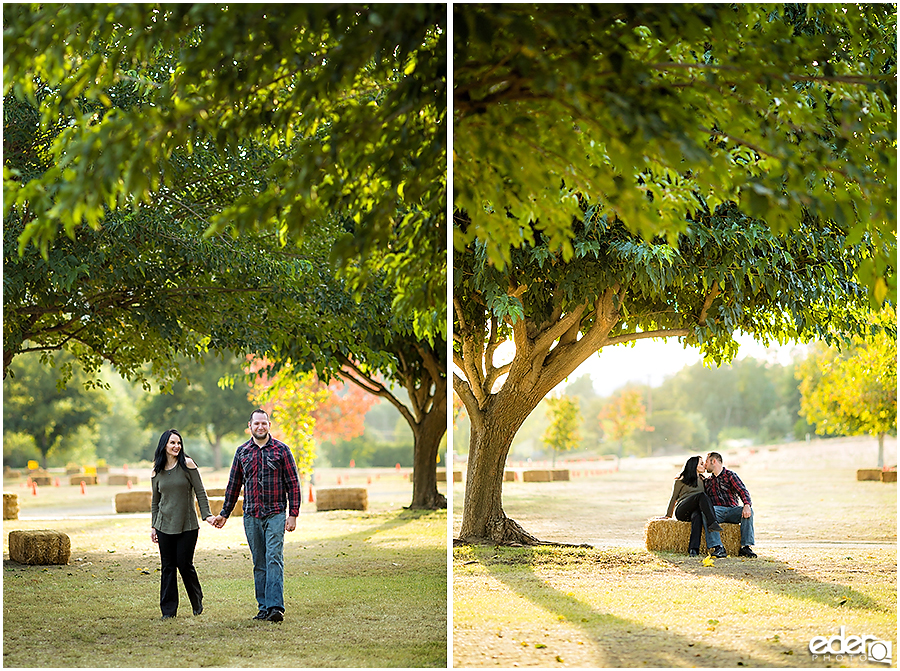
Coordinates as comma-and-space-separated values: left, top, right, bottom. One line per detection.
664, 455, 726, 557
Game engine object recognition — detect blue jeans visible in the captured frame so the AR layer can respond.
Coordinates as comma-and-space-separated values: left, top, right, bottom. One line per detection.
702, 505, 755, 547
243, 512, 286, 613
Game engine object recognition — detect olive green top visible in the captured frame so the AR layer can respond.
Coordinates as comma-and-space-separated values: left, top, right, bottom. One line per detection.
151, 464, 212, 534
665, 477, 706, 518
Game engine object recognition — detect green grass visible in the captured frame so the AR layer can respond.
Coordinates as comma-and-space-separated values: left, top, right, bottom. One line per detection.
4, 509, 447, 667
453, 544, 896, 667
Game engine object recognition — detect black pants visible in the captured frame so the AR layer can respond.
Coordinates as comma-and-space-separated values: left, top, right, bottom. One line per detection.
674, 492, 718, 550
157, 528, 202, 616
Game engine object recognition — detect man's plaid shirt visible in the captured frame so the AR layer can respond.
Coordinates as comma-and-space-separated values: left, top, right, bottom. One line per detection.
221, 435, 301, 518
704, 467, 752, 508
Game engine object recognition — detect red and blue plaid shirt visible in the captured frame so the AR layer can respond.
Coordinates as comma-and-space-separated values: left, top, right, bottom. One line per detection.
221, 435, 301, 518
704, 467, 752, 508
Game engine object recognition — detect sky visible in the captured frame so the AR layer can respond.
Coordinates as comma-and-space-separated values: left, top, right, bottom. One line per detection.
562, 333, 809, 397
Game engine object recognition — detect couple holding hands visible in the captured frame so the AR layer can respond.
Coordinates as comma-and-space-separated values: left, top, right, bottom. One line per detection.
149, 409, 301, 622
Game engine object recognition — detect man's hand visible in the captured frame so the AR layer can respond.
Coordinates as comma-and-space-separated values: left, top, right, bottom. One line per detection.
742, 504, 752, 519
150, 528, 158, 544
285, 515, 297, 532
212, 514, 227, 528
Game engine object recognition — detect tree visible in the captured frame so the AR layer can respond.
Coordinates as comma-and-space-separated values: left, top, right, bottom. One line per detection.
3, 92, 309, 389
598, 388, 652, 458
138, 354, 255, 470
4, 4, 446, 326
454, 4, 896, 306
313, 379, 379, 447
796, 309, 897, 466
3, 352, 110, 468
454, 206, 880, 544
542, 395, 582, 466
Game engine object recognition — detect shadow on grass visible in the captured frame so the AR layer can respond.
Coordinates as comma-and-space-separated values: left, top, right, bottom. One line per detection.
462, 545, 772, 667
650, 550, 889, 613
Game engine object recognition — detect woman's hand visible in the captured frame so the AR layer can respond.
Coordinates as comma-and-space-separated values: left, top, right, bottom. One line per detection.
205, 515, 216, 526
150, 528, 158, 544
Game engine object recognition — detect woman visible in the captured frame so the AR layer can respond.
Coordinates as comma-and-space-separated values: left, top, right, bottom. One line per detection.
665, 455, 725, 557
150, 429, 215, 619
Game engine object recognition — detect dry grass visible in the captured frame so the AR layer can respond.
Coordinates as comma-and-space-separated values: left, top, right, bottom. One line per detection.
454, 544, 896, 667
4, 509, 447, 668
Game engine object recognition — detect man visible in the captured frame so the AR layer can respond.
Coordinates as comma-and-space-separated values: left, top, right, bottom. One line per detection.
693, 451, 757, 558
213, 409, 301, 622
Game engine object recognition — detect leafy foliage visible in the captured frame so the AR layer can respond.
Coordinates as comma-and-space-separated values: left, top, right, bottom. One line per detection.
597, 388, 651, 457
542, 395, 582, 459
3, 351, 110, 467
4, 4, 446, 325
796, 308, 897, 444
454, 4, 896, 305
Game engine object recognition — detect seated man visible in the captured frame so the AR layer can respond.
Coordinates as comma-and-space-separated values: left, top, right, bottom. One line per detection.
691, 451, 757, 558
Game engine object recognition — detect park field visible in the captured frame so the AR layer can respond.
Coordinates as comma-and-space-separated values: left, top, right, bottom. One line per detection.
452, 437, 897, 667
3, 467, 447, 668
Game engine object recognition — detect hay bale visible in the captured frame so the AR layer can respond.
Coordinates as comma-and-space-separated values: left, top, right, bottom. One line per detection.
114, 491, 152, 513
4, 467, 21, 480
70, 475, 98, 486
453, 471, 462, 482
436, 470, 446, 482
206, 488, 227, 497
551, 469, 570, 481
522, 470, 552, 482
8, 530, 71, 565
881, 471, 897, 483
503, 470, 518, 482
201, 497, 243, 518
857, 468, 882, 481
4, 493, 19, 520
107, 474, 139, 486
316, 487, 368, 511
30, 475, 52, 487
644, 518, 742, 556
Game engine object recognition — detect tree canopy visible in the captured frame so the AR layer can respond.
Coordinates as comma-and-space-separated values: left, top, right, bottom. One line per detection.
453, 203, 882, 543
4, 3, 446, 329
454, 3, 896, 306
796, 308, 897, 465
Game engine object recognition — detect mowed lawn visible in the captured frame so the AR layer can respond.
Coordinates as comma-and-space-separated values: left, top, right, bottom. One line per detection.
452, 438, 897, 667
4, 507, 447, 668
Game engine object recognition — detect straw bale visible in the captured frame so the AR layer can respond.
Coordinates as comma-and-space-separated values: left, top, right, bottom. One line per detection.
316, 487, 368, 511
550, 469, 570, 481
644, 518, 741, 556
436, 470, 447, 482
503, 470, 518, 482
857, 469, 882, 481
65, 466, 81, 475
30, 475, 52, 486
4, 468, 21, 480
453, 471, 462, 482
107, 474, 139, 486
201, 497, 243, 518
70, 475, 98, 486
4, 493, 19, 520
522, 470, 552, 482
881, 471, 897, 483
115, 491, 152, 513
206, 488, 227, 497
8, 530, 71, 565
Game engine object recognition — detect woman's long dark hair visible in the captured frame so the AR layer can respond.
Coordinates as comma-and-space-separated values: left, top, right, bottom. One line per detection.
677, 455, 701, 488
152, 429, 190, 475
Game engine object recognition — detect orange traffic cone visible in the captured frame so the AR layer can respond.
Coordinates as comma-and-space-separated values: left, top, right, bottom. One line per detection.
54, 477, 60, 487
30, 480, 37, 496
308, 487, 315, 503
127, 479, 133, 489
80, 481, 86, 495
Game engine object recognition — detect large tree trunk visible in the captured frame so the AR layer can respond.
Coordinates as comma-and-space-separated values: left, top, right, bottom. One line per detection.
457, 393, 545, 545
409, 401, 448, 510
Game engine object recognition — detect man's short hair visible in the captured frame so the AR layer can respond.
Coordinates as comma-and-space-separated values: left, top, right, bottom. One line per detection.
707, 451, 723, 464
249, 408, 269, 422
